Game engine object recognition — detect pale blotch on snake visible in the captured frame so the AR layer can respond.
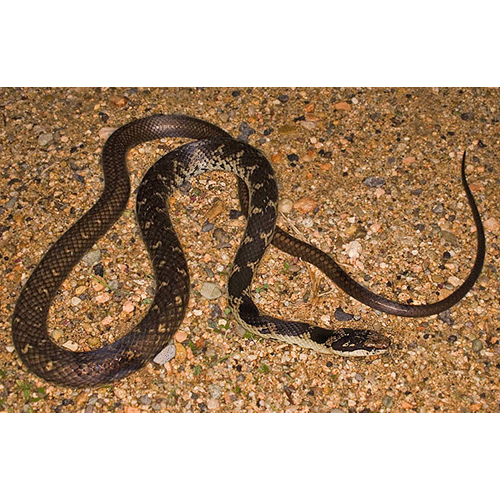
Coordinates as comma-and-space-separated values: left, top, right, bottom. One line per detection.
11, 115, 485, 387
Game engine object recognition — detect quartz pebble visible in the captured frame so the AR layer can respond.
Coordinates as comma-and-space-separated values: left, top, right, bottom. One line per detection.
82, 249, 102, 266
200, 282, 222, 299
279, 198, 293, 213
153, 343, 176, 364
62, 341, 79, 351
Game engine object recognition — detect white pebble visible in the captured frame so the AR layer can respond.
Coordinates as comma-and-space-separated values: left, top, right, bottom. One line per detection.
63, 341, 79, 351
200, 282, 222, 299
153, 343, 176, 364
279, 198, 293, 213
71, 297, 82, 306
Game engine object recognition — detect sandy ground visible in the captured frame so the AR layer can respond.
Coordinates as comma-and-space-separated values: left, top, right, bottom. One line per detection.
1, 87, 498, 412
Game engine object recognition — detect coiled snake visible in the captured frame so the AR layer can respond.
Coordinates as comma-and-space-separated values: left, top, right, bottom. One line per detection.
12, 115, 485, 387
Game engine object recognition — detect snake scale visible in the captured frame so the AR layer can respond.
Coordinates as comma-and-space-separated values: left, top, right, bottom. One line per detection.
12, 114, 485, 387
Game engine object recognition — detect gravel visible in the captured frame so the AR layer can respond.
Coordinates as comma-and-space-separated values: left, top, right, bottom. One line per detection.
1, 87, 498, 413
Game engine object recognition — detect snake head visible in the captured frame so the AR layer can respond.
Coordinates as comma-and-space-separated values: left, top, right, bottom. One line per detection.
310, 326, 391, 356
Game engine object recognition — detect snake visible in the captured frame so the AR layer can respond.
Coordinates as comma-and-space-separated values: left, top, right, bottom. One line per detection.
11, 114, 485, 387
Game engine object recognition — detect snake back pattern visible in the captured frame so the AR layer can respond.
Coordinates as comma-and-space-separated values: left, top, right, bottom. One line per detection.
12, 115, 485, 387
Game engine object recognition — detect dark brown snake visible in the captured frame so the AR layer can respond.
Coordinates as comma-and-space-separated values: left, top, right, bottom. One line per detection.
11, 115, 485, 387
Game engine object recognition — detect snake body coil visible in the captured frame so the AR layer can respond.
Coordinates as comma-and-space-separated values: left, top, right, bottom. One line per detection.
12, 115, 485, 387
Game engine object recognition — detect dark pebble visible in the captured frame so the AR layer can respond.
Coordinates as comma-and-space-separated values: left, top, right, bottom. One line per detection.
432, 203, 444, 214
410, 188, 423, 195
438, 310, 454, 325
238, 122, 255, 142
232, 90, 241, 97
139, 395, 151, 405
447, 335, 458, 343
415, 223, 425, 231
229, 209, 243, 219
8, 177, 21, 186
202, 222, 214, 232
263, 128, 273, 136
461, 112, 474, 121
287, 153, 299, 162
210, 303, 222, 319
326, 361, 333, 367
93, 263, 104, 277
278, 94, 289, 103
73, 173, 85, 184
334, 307, 353, 321
98, 112, 109, 123
363, 176, 386, 188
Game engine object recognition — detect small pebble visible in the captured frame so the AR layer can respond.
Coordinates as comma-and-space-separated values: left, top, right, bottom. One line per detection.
472, 339, 483, 352
440, 230, 459, 246
363, 176, 386, 188
138, 395, 151, 406
98, 127, 116, 141
37, 133, 53, 147
207, 399, 220, 411
382, 396, 393, 408
200, 282, 222, 299
229, 209, 243, 219
208, 384, 222, 400
174, 330, 188, 343
122, 301, 134, 313
153, 343, 176, 364
4, 196, 17, 209
71, 297, 82, 306
238, 122, 255, 142
432, 202, 444, 214
294, 197, 318, 214
205, 200, 224, 220
334, 308, 354, 321
438, 310, 454, 325
174, 342, 187, 362
82, 249, 102, 266
62, 340, 79, 351
95, 293, 111, 304
484, 217, 499, 232
109, 95, 128, 108
278, 124, 298, 134
334, 102, 351, 111
279, 198, 293, 213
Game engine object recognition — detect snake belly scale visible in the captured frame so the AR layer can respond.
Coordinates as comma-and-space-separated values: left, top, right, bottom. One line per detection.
11, 115, 485, 387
